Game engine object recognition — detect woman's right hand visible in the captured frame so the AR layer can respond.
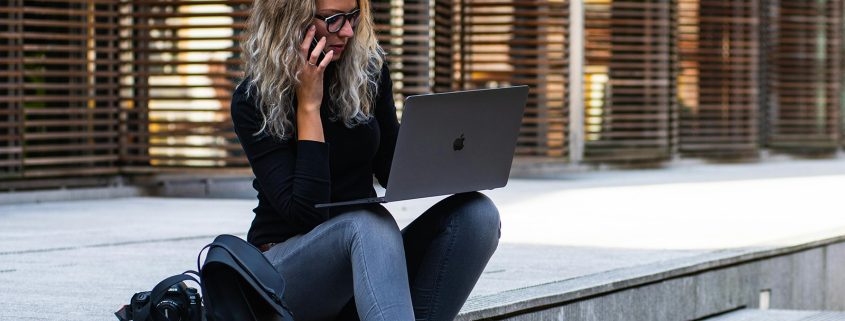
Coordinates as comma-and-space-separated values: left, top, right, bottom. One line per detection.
296, 25, 335, 114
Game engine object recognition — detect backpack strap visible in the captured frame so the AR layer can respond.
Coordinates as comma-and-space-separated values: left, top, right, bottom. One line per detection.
135, 273, 200, 321
201, 237, 286, 307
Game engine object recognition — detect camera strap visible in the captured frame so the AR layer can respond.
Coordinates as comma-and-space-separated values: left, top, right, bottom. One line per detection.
134, 272, 201, 321
116, 235, 292, 321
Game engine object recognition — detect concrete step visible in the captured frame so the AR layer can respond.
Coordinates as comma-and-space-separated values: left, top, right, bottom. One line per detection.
707, 310, 845, 321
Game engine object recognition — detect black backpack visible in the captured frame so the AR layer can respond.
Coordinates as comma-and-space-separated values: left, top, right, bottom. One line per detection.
200, 234, 295, 321
116, 234, 295, 321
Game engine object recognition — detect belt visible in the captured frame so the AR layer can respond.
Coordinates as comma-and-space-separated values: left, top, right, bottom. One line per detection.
258, 242, 278, 253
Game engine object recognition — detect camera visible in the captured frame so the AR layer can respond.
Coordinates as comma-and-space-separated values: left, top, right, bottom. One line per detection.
115, 282, 204, 321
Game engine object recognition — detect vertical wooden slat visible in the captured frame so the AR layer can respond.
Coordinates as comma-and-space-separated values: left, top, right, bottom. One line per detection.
456, 0, 569, 158
759, 0, 773, 149
13, 0, 121, 178
677, 0, 760, 157
583, 0, 675, 162
119, 0, 249, 171
766, 0, 842, 152
842, 0, 845, 148
433, 0, 456, 93
0, 0, 24, 179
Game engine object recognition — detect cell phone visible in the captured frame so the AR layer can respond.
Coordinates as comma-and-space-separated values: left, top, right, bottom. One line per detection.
308, 37, 327, 64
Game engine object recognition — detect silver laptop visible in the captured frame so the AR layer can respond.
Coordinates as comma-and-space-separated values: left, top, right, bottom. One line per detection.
315, 85, 529, 208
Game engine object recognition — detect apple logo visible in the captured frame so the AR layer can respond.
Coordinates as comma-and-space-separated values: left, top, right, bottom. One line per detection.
453, 134, 465, 151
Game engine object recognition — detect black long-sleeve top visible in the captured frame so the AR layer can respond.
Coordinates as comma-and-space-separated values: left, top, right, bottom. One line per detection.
231, 64, 399, 246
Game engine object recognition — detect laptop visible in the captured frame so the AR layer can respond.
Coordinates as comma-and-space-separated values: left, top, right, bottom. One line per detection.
315, 85, 529, 208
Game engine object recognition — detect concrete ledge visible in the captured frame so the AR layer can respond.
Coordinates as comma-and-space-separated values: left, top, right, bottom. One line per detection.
139, 175, 256, 199
0, 175, 257, 205
0, 186, 146, 205
457, 229, 845, 320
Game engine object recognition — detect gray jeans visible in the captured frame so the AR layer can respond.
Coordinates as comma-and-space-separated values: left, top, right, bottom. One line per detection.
262, 192, 501, 321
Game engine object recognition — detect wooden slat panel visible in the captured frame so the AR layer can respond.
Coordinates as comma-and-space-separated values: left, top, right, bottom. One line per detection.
373, 0, 435, 115
677, 0, 760, 157
764, 0, 842, 152
455, 0, 569, 158
119, 0, 248, 168
583, 0, 674, 162
4, 0, 550, 185
13, 0, 121, 175
7, 0, 843, 189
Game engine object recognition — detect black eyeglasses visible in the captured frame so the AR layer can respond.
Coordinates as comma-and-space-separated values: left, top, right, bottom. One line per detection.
314, 8, 361, 33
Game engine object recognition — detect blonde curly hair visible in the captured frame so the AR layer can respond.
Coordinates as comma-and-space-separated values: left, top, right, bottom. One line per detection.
241, 0, 385, 140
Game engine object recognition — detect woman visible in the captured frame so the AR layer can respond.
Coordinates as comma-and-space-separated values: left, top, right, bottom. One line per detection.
231, 0, 501, 319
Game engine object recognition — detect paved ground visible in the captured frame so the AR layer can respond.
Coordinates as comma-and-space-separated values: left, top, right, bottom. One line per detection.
3, 158, 845, 320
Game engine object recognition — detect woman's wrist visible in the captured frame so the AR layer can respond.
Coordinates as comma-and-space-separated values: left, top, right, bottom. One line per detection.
296, 98, 321, 113
296, 107, 325, 142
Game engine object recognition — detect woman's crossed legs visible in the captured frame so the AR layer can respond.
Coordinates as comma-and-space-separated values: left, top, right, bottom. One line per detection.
263, 192, 500, 321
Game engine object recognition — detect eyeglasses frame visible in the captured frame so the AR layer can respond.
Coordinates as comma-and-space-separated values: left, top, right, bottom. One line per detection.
314, 8, 361, 34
